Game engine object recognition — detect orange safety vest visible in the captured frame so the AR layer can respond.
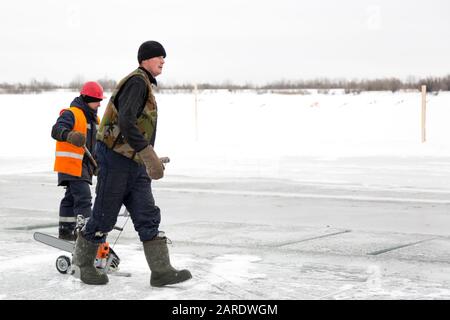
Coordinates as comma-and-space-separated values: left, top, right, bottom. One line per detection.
54, 107, 88, 177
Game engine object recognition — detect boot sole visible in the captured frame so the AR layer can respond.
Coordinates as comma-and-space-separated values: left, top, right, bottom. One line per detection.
80, 277, 109, 285
151, 273, 192, 287
72, 265, 109, 285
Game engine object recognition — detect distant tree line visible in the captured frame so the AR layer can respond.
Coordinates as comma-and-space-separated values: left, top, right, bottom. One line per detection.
66, 76, 117, 92
238, 76, 450, 93
1, 75, 449, 94
0, 79, 60, 94
157, 75, 450, 94
0, 77, 119, 94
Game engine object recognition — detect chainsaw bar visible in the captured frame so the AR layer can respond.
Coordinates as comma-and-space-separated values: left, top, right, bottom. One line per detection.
34, 232, 74, 253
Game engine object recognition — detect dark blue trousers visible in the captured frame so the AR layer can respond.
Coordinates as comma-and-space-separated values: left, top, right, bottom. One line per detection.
59, 180, 92, 232
83, 142, 161, 243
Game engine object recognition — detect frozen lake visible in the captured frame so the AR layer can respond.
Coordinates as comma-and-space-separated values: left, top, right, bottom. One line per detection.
1, 90, 450, 299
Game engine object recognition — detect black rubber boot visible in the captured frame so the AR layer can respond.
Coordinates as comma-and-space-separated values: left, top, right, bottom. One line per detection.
143, 237, 192, 287
59, 222, 76, 241
71, 233, 108, 285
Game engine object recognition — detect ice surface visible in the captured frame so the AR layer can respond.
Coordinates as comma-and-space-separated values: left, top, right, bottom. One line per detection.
1, 90, 450, 299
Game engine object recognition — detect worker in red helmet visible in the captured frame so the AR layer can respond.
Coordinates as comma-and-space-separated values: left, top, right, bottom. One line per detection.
51, 81, 105, 241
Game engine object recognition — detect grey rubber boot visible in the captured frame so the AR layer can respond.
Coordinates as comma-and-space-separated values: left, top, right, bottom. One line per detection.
143, 237, 192, 287
71, 233, 109, 285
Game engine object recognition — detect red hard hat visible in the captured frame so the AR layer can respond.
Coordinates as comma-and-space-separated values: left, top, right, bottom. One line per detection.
80, 81, 106, 100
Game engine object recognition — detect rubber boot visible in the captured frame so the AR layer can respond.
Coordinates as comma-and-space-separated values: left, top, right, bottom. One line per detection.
143, 237, 192, 287
71, 233, 109, 285
59, 222, 76, 241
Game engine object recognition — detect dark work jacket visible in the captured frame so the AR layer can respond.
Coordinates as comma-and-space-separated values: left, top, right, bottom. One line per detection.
51, 96, 99, 186
114, 67, 158, 152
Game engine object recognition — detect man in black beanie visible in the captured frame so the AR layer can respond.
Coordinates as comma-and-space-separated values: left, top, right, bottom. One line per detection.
138, 40, 166, 64
72, 41, 192, 287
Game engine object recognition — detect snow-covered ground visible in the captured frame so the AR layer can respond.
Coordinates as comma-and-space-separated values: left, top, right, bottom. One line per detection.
1, 90, 450, 299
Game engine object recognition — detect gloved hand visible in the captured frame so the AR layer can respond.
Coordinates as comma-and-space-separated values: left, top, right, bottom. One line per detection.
138, 145, 164, 180
89, 165, 99, 177
66, 131, 86, 147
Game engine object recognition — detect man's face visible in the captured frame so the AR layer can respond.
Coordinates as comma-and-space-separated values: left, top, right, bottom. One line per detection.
87, 101, 101, 111
142, 56, 165, 77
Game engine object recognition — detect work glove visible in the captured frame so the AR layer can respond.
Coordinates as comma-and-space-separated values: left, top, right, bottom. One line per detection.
88, 165, 99, 177
66, 131, 86, 147
138, 145, 164, 180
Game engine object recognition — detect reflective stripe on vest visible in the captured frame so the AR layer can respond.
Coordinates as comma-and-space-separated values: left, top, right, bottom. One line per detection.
54, 107, 87, 177
55, 151, 84, 160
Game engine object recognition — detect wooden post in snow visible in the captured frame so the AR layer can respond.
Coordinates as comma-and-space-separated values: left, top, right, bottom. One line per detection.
194, 83, 198, 141
421, 85, 426, 143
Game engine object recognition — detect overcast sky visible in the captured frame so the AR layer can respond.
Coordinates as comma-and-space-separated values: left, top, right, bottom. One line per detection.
0, 0, 449, 85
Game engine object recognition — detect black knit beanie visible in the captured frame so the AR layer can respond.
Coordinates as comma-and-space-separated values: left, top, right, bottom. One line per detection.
138, 41, 166, 63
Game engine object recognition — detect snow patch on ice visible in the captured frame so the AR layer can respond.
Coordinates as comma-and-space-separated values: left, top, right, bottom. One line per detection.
207, 254, 266, 284
0, 252, 57, 272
